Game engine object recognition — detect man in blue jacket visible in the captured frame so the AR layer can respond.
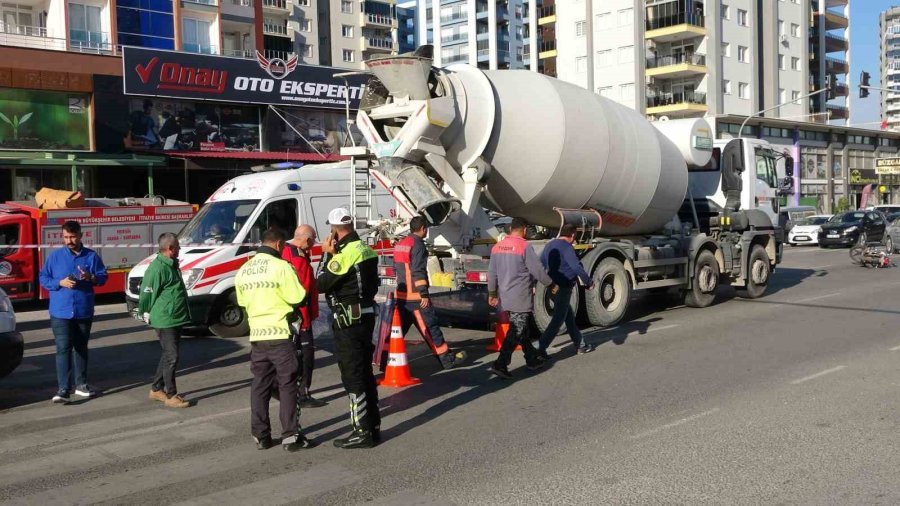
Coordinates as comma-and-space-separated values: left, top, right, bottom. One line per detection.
537, 224, 594, 358
39, 221, 107, 403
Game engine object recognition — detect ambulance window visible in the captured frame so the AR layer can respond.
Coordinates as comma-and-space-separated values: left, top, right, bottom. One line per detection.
309, 196, 349, 238
0, 224, 19, 256
250, 198, 298, 239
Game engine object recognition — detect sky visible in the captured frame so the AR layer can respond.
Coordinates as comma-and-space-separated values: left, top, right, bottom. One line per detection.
849, 0, 893, 127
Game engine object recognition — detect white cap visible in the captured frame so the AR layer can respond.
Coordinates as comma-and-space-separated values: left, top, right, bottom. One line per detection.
327, 207, 353, 225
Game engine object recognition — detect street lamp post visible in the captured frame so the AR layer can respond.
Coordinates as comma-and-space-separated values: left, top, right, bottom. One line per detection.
738, 88, 829, 139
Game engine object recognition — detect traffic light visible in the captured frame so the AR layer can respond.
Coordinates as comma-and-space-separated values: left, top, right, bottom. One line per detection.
860, 71, 871, 99
826, 74, 836, 100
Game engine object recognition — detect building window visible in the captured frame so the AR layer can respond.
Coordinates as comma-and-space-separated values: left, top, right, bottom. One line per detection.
778, 54, 786, 70
596, 49, 611, 67
598, 86, 613, 99
739, 82, 750, 99
723, 79, 732, 94
596, 12, 611, 30
618, 8, 632, 26
300, 43, 313, 57
791, 56, 800, 70
341, 0, 352, 13
778, 20, 785, 37
182, 17, 213, 54
575, 21, 586, 37
738, 45, 748, 62
791, 23, 800, 37
618, 45, 633, 63
575, 56, 587, 72
69, 3, 104, 50
722, 4, 730, 19
792, 90, 800, 101
298, 0, 310, 5
342, 24, 353, 37
300, 18, 312, 31
779, 88, 786, 103
343, 49, 354, 62
620, 82, 634, 100
722, 42, 730, 57
737, 9, 748, 26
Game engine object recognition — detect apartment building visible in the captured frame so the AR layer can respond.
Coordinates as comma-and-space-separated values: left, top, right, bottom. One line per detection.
397, 0, 417, 53
881, 7, 900, 132
552, 0, 849, 124
417, 0, 537, 70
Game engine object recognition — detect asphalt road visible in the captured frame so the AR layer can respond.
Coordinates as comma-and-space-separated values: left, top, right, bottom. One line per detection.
2, 246, 900, 505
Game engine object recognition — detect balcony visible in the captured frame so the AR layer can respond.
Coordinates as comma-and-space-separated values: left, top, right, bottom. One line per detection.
262, 0, 289, 12
825, 56, 849, 74
834, 82, 849, 97
646, 90, 708, 116
263, 22, 290, 37
69, 30, 115, 54
826, 103, 849, 120
439, 12, 467, 24
823, 32, 848, 53
224, 48, 254, 58
539, 39, 556, 59
443, 53, 468, 64
825, 0, 848, 6
264, 49, 292, 60
0, 22, 66, 51
645, 11, 705, 43
646, 53, 707, 79
363, 13, 397, 28
232, 0, 253, 5
183, 43, 218, 54
823, 10, 848, 30
183, 0, 218, 8
362, 37, 394, 52
441, 32, 468, 45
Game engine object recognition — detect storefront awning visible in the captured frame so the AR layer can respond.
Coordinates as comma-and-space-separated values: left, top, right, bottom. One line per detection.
0, 151, 167, 167
164, 151, 348, 162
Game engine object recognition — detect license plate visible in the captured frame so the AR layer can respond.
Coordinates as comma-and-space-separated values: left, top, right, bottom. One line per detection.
795, 237, 809, 242
827, 234, 839, 239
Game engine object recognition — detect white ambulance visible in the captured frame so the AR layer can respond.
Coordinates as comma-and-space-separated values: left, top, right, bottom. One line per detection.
125, 162, 395, 337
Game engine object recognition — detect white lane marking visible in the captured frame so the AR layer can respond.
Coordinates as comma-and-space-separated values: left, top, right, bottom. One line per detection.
793, 292, 841, 304
806, 263, 841, 270
630, 408, 720, 439
889, 344, 900, 351
790, 365, 847, 385
170, 463, 360, 506
784, 247, 845, 255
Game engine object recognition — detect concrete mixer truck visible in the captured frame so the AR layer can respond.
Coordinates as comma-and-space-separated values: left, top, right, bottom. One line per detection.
343, 51, 793, 331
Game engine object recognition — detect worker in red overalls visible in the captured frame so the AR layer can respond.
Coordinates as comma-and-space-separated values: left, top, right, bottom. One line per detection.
393, 216, 466, 369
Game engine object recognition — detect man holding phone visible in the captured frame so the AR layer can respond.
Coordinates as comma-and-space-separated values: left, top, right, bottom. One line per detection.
39, 220, 108, 403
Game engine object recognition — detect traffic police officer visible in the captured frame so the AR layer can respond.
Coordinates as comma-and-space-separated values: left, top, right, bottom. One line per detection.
236, 229, 314, 452
316, 208, 382, 449
394, 215, 466, 369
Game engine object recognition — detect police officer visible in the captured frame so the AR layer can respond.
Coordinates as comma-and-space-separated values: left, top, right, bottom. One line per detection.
394, 216, 466, 369
236, 229, 314, 452
316, 208, 382, 449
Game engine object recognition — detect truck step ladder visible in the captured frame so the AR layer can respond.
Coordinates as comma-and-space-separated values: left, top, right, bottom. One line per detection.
343, 146, 375, 230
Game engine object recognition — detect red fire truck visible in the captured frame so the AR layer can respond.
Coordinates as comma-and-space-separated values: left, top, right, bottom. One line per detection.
0, 198, 196, 301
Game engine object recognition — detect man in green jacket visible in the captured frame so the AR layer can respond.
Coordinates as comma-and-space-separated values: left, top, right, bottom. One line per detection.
138, 232, 192, 408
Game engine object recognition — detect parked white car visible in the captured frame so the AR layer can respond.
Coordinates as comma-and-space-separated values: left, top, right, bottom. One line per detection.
787, 215, 833, 246
0, 288, 23, 378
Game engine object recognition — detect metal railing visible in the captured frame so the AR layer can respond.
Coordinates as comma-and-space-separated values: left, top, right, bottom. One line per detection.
365, 13, 395, 26
69, 30, 112, 52
645, 11, 705, 31
646, 52, 706, 69
184, 0, 218, 6
263, 23, 289, 35
231, 0, 253, 6
439, 12, 467, 23
224, 48, 254, 58
443, 53, 468, 63
183, 43, 218, 54
265, 49, 291, 60
646, 91, 707, 108
366, 37, 393, 49
1, 22, 50, 37
441, 32, 468, 43
262, 0, 287, 9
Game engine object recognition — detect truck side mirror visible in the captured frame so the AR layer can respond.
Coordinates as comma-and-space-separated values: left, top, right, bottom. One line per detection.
784, 156, 794, 177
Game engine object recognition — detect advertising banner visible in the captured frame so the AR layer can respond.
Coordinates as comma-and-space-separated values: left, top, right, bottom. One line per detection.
0, 88, 91, 151
122, 47, 368, 110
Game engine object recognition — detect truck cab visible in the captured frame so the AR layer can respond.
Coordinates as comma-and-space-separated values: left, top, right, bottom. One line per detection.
125, 162, 395, 338
0, 208, 36, 300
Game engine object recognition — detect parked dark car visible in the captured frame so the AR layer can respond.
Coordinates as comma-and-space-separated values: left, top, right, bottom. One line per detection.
0, 288, 23, 379
818, 211, 886, 248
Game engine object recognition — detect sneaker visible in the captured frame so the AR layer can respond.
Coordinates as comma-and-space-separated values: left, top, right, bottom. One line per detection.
254, 435, 274, 450
149, 389, 168, 403
164, 394, 191, 408
438, 349, 468, 370
52, 393, 70, 404
490, 363, 513, 379
74, 386, 95, 398
298, 395, 328, 408
536, 350, 553, 362
333, 429, 376, 449
577, 344, 596, 355
283, 435, 316, 452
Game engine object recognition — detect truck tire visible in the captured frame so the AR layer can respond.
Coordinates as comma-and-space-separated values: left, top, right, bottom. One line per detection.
209, 291, 249, 338
683, 250, 719, 308
738, 245, 770, 299
586, 257, 631, 327
533, 282, 580, 336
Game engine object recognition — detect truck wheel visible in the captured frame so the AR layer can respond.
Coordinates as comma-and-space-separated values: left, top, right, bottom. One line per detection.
533, 282, 580, 336
209, 291, 249, 338
683, 250, 719, 308
738, 245, 770, 299
586, 257, 631, 327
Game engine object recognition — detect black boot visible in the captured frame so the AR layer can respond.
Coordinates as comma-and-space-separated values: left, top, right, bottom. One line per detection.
254, 435, 273, 450
333, 428, 377, 449
438, 349, 468, 370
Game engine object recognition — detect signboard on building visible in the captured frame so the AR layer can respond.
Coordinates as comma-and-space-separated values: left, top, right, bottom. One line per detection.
849, 169, 878, 185
876, 157, 900, 175
0, 88, 91, 151
122, 47, 368, 111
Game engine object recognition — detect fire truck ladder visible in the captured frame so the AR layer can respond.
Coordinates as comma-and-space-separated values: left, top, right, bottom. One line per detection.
349, 153, 375, 229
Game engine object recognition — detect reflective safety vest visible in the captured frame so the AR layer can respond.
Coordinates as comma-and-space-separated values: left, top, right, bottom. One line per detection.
317, 234, 380, 307
393, 234, 429, 301
235, 248, 306, 342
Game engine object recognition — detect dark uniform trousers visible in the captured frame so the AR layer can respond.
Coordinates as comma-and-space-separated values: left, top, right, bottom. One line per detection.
398, 301, 447, 352
250, 339, 300, 440
333, 313, 381, 432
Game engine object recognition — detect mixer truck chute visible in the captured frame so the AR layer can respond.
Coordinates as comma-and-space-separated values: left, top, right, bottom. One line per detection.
347, 49, 787, 331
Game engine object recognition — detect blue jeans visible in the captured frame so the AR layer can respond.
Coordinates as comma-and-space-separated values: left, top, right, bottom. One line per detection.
538, 284, 583, 352
50, 317, 92, 395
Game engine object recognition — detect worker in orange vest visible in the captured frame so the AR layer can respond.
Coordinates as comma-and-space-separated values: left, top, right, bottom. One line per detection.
393, 216, 466, 369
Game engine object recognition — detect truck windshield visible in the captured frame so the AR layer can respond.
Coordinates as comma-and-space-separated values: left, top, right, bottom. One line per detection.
754, 150, 778, 189
179, 200, 259, 246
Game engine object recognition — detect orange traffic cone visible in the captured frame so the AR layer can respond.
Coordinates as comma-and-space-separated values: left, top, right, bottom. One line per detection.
487, 310, 520, 352
377, 305, 422, 388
